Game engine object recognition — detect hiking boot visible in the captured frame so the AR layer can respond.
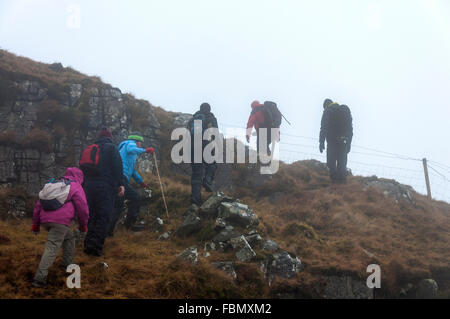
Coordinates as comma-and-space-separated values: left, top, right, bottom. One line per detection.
202, 181, 214, 193
83, 247, 103, 257
32, 280, 47, 288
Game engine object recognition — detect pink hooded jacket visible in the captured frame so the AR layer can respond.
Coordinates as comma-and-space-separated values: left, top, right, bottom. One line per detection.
32, 167, 89, 228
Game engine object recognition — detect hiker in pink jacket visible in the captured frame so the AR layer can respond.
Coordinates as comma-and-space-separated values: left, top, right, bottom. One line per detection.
31, 167, 89, 288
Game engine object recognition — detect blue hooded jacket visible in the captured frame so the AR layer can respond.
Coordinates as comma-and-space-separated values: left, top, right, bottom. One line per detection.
118, 139, 146, 184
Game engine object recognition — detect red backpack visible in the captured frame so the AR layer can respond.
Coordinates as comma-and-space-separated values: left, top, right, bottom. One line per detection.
79, 144, 101, 176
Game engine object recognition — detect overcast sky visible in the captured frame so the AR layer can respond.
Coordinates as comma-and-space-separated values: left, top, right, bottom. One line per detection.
1, 0, 449, 198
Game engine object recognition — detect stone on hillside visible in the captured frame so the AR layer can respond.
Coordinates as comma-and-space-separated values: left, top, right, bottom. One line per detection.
218, 202, 259, 228
152, 217, 164, 233
175, 214, 201, 237
230, 235, 256, 262
363, 177, 415, 205
203, 241, 217, 257
178, 246, 198, 265
214, 218, 227, 231
323, 276, 373, 299
262, 239, 279, 252
212, 228, 242, 244
415, 279, 438, 299
261, 250, 301, 281
211, 262, 237, 280
199, 192, 234, 218
245, 233, 263, 248
158, 232, 170, 241
182, 204, 199, 218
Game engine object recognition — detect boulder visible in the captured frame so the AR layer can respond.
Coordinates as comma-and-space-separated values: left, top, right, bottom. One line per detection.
214, 217, 227, 231
212, 228, 242, 244
230, 235, 256, 262
211, 262, 237, 280
218, 202, 259, 228
262, 239, 279, 252
152, 217, 164, 233
245, 233, 263, 248
182, 204, 199, 218
199, 192, 234, 218
175, 214, 201, 237
178, 246, 198, 265
363, 177, 415, 205
415, 279, 438, 299
261, 250, 301, 282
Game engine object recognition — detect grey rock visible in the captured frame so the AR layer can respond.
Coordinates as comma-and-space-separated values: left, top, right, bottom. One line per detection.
245, 234, 263, 248
262, 239, 279, 252
199, 192, 234, 218
261, 250, 301, 282
415, 279, 438, 299
363, 177, 415, 205
214, 217, 227, 231
323, 276, 373, 299
230, 235, 256, 262
212, 229, 242, 243
178, 246, 198, 265
175, 214, 202, 237
211, 262, 237, 280
182, 204, 200, 218
158, 232, 170, 241
152, 217, 164, 233
218, 202, 259, 228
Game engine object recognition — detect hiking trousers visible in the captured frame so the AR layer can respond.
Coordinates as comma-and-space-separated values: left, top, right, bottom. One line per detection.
34, 223, 74, 283
327, 141, 349, 183
83, 180, 114, 255
191, 162, 217, 205
109, 180, 141, 234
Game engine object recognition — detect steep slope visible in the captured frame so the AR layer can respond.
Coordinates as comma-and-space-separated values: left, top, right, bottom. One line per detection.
0, 50, 449, 299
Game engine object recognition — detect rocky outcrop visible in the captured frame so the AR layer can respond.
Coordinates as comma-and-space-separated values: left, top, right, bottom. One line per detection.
362, 176, 415, 205
0, 74, 161, 193
323, 276, 374, 299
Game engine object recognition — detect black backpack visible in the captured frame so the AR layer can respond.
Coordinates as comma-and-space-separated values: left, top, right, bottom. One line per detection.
261, 101, 282, 128
328, 104, 352, 137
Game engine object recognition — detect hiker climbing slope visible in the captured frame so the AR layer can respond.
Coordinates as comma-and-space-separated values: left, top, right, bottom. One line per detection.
187, 102, 218, 205
81, 128, 125, 256
108, 132, 154, 234
31, 167, 89, 288
319, 99, 353, 184
246, 100, 281, 157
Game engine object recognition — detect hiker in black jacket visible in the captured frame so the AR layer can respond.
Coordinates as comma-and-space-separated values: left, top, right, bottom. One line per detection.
82, 128, 125, 256
319, 99, 353, 184
188, 103, 218, 205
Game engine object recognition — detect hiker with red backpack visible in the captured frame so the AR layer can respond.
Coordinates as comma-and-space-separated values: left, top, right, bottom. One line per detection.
319, 98, 353, 184
31, 167, 89, 288
108, 132, 155, 234
80, 128, 125, 256
246, 100, 281, 157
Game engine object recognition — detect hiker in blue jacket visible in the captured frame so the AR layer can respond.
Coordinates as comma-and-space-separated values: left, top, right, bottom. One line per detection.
108, 133, 155, 233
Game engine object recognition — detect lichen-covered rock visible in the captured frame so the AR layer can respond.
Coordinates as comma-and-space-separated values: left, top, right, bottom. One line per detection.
199, 192, 234, 218
363, 177, 415, 205
182, 204, 200, 218
152, 217, 164, 233
261, 250, 301, 282
178, 246, 198, 265
158, 232, 170, 241
245, 233, 263, 248
212, 229, 242, 244
230, 235, 256, 262
262, 239, 279, 252
218, 202, 259, 228
175, 214, 202, 237
211, 262, 237, 280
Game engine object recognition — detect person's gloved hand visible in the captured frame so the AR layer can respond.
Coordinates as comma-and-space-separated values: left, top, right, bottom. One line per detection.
145, 147, 155, 154
118, 186, 125, 197
31, 224, 40, 235
140, 182, 149, 189
79, 224, 87, 233
246, 135, 250, 143
319, 143, 325, 154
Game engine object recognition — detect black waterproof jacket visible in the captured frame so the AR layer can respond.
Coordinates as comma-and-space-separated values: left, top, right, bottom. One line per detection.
320, 103, 353, 145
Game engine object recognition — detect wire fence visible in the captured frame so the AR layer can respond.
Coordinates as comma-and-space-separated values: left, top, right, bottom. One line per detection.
218, 122, 450, 203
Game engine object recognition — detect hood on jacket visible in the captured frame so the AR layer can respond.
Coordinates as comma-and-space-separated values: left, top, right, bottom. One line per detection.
64, 167, 84, 184
251, 100, 262, 109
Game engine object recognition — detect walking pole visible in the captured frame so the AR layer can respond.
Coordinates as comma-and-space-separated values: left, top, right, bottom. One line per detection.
280, 112, 291, 125
152, 152, 169, 219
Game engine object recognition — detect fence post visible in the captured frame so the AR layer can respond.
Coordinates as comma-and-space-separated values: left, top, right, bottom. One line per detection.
422, 158, 432, 200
